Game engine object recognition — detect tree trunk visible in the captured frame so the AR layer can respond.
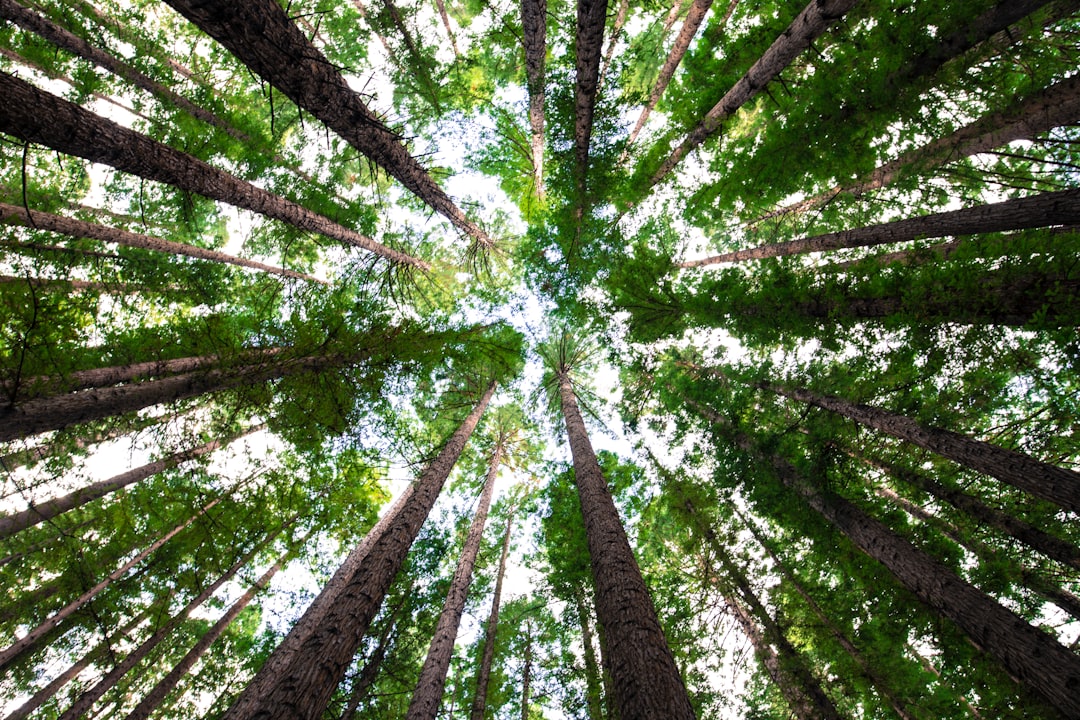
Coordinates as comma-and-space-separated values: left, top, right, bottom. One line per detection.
763, 380, 1080, 514
574, 587, 605, 720
0, 424, 262, 539
432, 0, 460, 57
520, 619, 533, 720
679, 188, 1080, 266
624, 0, 715, 151
340, 598, 406, 720
649, 0, 859, 187
0, 414, 164, 472
122, 531, 307, 720
470, 504, 516, 720
162, 0, 492, 249
557, 370, 696, 719
0, 202, 324, 283
0, 492, 226, 672
520, 0, 547, 199
0, 72, 424, 269
905, 643, 984, 720
597, 0, 629, 93
753, 74, 1080, 223
573, 0, 610, 192
407, 444, 502, 720
222, 382, 496, 720
734, 507, 916, 720
378, 0, 443, 113
59, 524, 293, 720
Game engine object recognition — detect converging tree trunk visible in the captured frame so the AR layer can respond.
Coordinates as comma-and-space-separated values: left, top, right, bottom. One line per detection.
573, 0, 610, 195
407, 444, 502, 720
162, 0, 492, 248
470, 504, 516, 720
574, 587, 606, 720
340, 598, 407, 720
0, 72, 424, 268
520, 0, 547, 199
557, 369, 696, 719
222, 382, 496, 720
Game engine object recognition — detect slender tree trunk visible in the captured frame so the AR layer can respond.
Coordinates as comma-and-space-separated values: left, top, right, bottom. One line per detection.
59, 525, 293, 720
378, 0, 443, 112
595, 619, 620, 720
162, 0, 492, 249
761, 380, 1080, 514
0, 425, 263, 539
649, 0, 859, 187
0, 202, 324, 283
574, 587, 605, 720
573, 0, 610, 193
753, 74, 1080, 223
470, 504, 516, 720
407, 444, 503, 720
0, 492, 225, 672
122, 531, 308, 720
520, 0, 547, 199
557, 370, 695, 719
340, 598, 407, 720
520, 619, 533, 720
905, 643, 984, 720
825, 238, 964, 271
734, 507, 916, 720
623, 0, 715, 152
597, 0, 629, 92
0, 415, 163, 472
223, 382, 496, 720
0, 72, 424, 268
432, 0, 460, 57
0, 519, 94, 569
679, 188, 1080, 266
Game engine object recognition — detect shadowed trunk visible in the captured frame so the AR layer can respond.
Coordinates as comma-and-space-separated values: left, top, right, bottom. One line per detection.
407, 444, 502, 720
470, 504, 516, 720
573, 0, 610, 196
222, 383, 496, 720
557, 370, 696, 718
0, 72, 423, 268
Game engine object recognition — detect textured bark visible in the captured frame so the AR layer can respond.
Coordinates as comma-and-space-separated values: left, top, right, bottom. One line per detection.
650, 0, 859, 186
59, 525, 290, 720
624, 0, 715, 151
735, 508, 915, 720
378, 0, 443, 112
340, 599, 406, 720
573, 0, 610, 191
122, 534, 303, 720
574, 588, 605, 720
754, 74, 1080, 223
0, 494, 223, 672
470, 504, 516, 720
679, 188, 1080, 266
766, 382, 1080, 514
520, 0, 547, 198
598, 0, 629, 92
407, 445, 502, 720
558, 371, 695, 719
0, 202, 324, 283
0, 72, 423, 268
0, 425, 261, 539
223, 382, 495, 720
162, 0, 491, 248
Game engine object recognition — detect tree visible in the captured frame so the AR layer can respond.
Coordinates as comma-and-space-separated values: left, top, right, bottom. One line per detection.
470, 500, 516, 720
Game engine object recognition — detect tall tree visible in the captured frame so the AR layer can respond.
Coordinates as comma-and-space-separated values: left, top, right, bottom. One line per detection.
521, 0, 547, 199
470, 501, 516, 720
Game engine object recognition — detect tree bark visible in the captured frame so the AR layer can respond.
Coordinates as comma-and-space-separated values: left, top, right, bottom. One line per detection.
0, 72, 424, 269
0, 202, 324, 283
432, 0, 460, 57
763, 381, 1080, 515
162, 0, 492, 249
574, 587, 606, 720
649, 0, 859, 187
340, 598, 406, 720
222, 382, 496, 720
753, 74, 1080, 224
0, 414, 163, 472
557, 370, 696, 719
679, 188, 1080, 266
406, 444, 502, 720
520, 0, 547, 199
573, 0, 610, 192
470, 503, 516, 720
520, 619, 533, 720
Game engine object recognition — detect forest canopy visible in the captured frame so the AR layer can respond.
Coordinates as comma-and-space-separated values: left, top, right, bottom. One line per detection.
0, 0, 1078, 718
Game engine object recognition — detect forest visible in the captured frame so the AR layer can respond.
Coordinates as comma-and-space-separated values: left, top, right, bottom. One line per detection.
0, 0, 1078, 718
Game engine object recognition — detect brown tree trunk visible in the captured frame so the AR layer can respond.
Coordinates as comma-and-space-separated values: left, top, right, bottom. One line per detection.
121, 531, 306, 720
597, 0, 629, 93
0, 414, 164, 472
0, 492, 225, 672
432, 0, 460, 57
574, 587, 605, 720
734, 507, 916, 720
905, 643, 984, 720
573, 0, 610, 193
406, 444, 502, 720
0, 202, 324, 283
649, 0, 859, 187
58, 525, 292, 720
557, 371, 695, 719
753, 74, 1080, 223
470, 503, 516, 720
679, 188, 1080, 266
520, 0, 547, 199
0, 425, 262, 539
340, 598, 406, 720
0, 72, 424, 269
162, 0, 492, 249
222, 382, 496, 720
623, 0, 715, 151
763, 381, 1080, 514
378, 0, 443, 112
520, 619, 533, 720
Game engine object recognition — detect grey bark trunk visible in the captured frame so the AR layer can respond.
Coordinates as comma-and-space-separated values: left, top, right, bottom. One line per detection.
470, 504, 516, 720
222, 382, 496, 720
557, 371, 696, 719
0, 72, 423, 268
520, 0, 547, 199
406, 445, 502, 720
162, 0, 491, 249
